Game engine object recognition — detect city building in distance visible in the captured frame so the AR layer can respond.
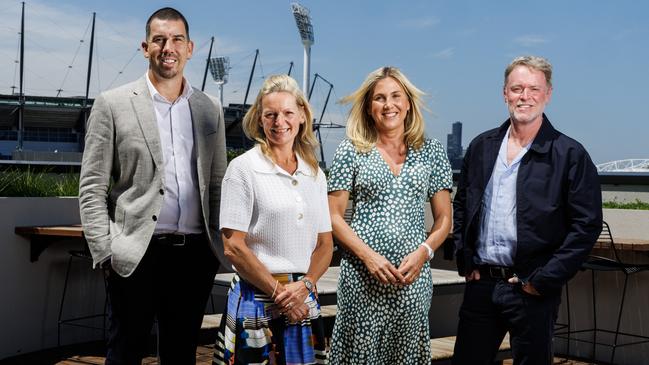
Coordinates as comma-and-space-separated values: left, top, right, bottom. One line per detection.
446, 121, 463, 170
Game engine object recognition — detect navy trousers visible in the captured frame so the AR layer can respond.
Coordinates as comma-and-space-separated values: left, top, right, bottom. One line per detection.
451, 278, 561, 365
104, 235, 219, 365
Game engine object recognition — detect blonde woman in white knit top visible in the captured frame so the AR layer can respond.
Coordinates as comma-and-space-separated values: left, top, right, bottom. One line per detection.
213, 74, 333, 365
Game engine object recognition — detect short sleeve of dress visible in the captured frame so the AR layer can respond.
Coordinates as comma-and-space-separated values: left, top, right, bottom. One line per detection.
427, 139, 454, 198
327, 139, 357, 193
219, 158, 254, 232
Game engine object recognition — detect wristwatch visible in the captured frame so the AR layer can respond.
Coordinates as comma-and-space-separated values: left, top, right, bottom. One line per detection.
301, 278, 314, 293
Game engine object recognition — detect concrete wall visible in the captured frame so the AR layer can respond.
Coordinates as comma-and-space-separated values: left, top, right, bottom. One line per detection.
0, 197, 105, 360
602, 184, 649, 204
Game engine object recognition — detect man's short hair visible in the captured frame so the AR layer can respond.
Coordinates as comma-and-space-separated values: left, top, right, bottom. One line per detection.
145, 7, 190, 40
504, 56, 552, 88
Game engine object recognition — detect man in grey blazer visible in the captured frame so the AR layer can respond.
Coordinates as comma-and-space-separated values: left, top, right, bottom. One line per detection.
79, 7, 227, 364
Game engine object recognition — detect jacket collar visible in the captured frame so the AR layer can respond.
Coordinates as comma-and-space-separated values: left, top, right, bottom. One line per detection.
249, 144, 316, 177
491, 113, 557, 155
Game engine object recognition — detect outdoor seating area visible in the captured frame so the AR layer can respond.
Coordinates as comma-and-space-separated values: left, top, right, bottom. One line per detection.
3, 194, 649, 364
555, 221, 649, 364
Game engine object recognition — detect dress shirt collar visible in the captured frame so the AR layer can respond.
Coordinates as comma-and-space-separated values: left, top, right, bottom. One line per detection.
493, 114, 558, 155
144, 72, 194, 103
499, 126, 532, 167
249, 144, 316, 177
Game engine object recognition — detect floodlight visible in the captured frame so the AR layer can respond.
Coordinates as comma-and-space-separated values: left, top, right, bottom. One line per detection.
209, 57, 230, 85
209, 57, 230, 105
291, 3, 314, 46
291, 3, 314, 94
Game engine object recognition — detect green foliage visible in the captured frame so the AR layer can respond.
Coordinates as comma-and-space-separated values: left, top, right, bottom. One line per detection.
603, 199, 649, 210
227, 148, 247, 163
0, 167, 79, 197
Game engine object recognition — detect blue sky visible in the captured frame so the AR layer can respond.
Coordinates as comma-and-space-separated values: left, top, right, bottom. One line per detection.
1, 0, 648, 165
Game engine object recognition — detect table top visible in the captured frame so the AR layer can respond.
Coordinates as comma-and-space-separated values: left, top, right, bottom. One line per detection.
15, 224, 649, 256
15, 224, 84, 238
16, 224, 649, 251
594, 237, 649, 252
213, 266, 465, 295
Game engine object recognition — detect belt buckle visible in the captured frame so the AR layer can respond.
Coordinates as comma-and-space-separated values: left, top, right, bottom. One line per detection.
489, 266, 506, 279
172, 234, 186, 247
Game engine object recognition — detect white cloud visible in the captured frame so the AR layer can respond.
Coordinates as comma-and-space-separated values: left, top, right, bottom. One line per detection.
432, 47, 454, 59
513, 35, 549, 47
399, 16, 440, 30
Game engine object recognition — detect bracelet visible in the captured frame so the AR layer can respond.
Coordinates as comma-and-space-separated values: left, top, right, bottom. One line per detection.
420, 243, 433, 260
271, 280, 279, 299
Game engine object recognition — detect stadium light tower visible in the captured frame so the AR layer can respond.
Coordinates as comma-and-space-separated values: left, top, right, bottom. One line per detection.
209, 56, 230, 106
291, 3, 314, 94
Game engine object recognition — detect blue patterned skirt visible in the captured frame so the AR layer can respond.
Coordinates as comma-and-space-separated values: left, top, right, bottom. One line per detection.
213, 273, 329, 365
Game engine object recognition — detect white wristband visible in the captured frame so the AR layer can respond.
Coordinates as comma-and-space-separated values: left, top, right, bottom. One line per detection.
420, 243, 433, 260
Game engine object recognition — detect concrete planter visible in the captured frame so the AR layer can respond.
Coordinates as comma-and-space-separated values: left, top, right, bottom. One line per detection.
603, 208, 649, 241
0, 197, 104, 360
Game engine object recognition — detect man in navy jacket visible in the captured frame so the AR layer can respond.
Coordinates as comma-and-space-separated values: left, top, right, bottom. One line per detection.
451, 56, 602, 365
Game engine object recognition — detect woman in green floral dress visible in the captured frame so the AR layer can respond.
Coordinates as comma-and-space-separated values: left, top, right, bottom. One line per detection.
328, 66, 453, 364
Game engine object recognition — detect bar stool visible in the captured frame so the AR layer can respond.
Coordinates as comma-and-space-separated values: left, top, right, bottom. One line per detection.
57, 249, 108, 346
566, 221, 649, 363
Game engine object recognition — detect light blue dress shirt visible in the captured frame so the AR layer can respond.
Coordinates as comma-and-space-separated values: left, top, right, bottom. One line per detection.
476, 127, 531, 266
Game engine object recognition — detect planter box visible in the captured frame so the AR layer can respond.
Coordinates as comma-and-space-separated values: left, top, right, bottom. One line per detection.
603, 208, 649, 241
0, 197, 105, 360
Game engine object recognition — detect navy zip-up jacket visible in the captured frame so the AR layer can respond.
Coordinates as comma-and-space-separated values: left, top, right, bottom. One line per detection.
453, 115, 603, 296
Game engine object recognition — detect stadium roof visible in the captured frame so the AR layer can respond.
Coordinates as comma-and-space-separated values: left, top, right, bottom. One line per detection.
596, 159, 649, 172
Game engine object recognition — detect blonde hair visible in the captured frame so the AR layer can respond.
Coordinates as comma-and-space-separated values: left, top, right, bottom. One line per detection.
242, 74, 319, 173
342, 66, 426, 153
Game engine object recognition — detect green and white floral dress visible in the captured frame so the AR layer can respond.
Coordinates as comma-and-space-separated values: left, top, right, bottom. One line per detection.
328, 138, 453, 364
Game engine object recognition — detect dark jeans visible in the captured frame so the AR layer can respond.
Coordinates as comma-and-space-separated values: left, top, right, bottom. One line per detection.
451, 278, 561, 365
104, 235, 218, 365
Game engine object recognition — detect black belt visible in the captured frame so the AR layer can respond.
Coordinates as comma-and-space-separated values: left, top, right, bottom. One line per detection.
478, 265, 516, 280
151, 233, 204, 247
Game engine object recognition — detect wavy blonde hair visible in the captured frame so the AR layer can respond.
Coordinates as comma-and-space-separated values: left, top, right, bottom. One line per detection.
342, 66, 426, 153
242, 74, 319, 173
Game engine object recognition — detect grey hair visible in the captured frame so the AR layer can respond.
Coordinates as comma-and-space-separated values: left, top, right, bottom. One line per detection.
504, 56, 552, 87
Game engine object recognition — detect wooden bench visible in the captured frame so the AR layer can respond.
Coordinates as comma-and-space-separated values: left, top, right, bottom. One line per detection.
430, 333, 511, 364
320, 304, 338, 318
201, 313, 223, 330
200, 306, 337, 332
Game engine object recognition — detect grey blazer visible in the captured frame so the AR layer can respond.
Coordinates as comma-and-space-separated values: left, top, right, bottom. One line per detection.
79, 76, 228, 277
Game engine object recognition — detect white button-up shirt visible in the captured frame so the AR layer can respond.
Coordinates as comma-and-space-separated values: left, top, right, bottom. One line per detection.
145, 73, 202, 234
219, 145, 332, 273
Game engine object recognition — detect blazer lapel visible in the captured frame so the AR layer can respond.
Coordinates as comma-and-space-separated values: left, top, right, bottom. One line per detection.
131, 77, 164, 169
188, 91, 217, 191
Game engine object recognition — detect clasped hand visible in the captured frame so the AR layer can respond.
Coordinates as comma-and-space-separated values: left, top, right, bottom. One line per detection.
273, 281, 310, 323
363, 247, 428, 286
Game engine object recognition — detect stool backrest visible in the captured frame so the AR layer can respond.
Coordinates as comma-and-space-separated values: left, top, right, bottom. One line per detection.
596, 221, 622, 263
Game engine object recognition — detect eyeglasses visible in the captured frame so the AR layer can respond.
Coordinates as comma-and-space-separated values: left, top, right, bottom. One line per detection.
507, 85, 547, 96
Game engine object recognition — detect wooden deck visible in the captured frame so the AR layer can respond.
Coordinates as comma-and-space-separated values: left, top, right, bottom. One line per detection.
55, 344, 215, 365
52, 347, 591, 365
505, 359, 592, 365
